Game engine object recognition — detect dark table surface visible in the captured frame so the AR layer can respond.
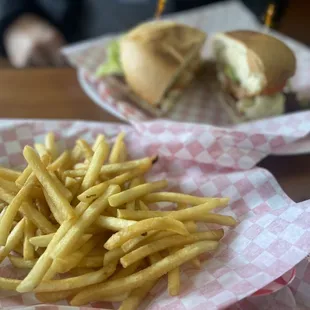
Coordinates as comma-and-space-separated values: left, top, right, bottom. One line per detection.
1, 67, 309, 202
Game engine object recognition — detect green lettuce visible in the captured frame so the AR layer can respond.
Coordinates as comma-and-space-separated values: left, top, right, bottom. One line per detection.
224, 65, 239, 83
96, 40, 123, 77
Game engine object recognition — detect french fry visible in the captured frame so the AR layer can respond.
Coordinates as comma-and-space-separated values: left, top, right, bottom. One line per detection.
9, 255, 36, 269
23, 219, 36, 260
0, 277, 21, 291
71, 241, 219, 306
109, 260, 142, 281
21, 200, 57, 234
54, 236, 102, 273
43, 190, 64, 224
29, 233, 92, 248
35, 198, 50, 219
52, 185, 120, 259
120, 231, 223, 268
36, 289, 80, 303
119, 278, 157, 310
118, 208, 236, 226
103, 247, 125, 266
100, 157, 153, 175
48, 151, 70, 172
77, 256, 104, 268
45, 132, 58, 160
168, 261, 180, 296
0, 173, 36, 245
76, 139, 93, 161
0, 167, 21, 182
96, 216, 136, 231
79, 136, 109, 192
121, 221, 197, 253
15, 165, 32, 187
23, 146, 75, 220
104, 217, 189, 251
49, 171, 72, 201
34, 143, 51, 161
144, 192, 228, 206
126, 177, 144, 210
109, 180, 168, 207
0, 218, 25, 263
16, 219, 74, 293
35, 263, 117, 293
109, 132, 125, 164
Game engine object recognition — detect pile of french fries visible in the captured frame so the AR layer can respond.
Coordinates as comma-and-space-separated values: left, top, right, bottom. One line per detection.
0, 132, 236, 309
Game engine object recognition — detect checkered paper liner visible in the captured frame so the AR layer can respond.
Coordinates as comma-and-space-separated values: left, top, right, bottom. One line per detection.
0, 119, 310, 310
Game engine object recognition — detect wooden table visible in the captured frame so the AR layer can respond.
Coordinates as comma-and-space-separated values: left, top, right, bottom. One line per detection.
1, 68, 309, 202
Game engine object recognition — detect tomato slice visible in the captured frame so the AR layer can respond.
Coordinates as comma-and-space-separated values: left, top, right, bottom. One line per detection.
262, 81, 286, 95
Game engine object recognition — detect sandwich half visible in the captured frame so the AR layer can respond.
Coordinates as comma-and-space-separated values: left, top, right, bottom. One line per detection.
97, 20, 207, 116
212, 30, 296, 121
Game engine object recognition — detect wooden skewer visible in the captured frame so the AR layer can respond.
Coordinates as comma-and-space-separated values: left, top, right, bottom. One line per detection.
155, 0, 166, 19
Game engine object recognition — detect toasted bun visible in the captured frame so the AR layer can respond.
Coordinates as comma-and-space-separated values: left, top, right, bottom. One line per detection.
213, 30, 296, 99
120, 20, 206, 105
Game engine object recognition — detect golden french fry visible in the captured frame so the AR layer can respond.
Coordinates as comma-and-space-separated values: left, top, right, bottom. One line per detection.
109, 132, 125, 164
0, 167, 21, 182
77, 256, 104, 268
118, 198, 230, 220
9, 255, 36, 269
120, 231, 223, 268
109, 180, 167, 207
109, 260, 141, 281
96, 216, 136, 231
35, 198, 50, 218
23, 146, 75, 220
0, 173, 36, 245
79, 136, 109, 193
52, 185, 120, 259
104, 217, 189, 251
43, 190, 64, 224
100, 157, 153, 175
168, 265, 180, 296
0, 277, 21, 290
21, 200, 56, 234
48, 151, 70, 172
0, 177, 19, 194
138, 200, 149, 211
29, 233, 91, 249
16, 219, 74, 293
55, 236, 102, 273
45, 132, 58, 160
36, 289, 80, 303
103, 247, 125, 266
144, 192, 229, 206
49, 171, 72, 201
118, 141, 127, 163
34, 143, 51, 160
15, 165, 32, 187
35, 263, 117, 293
126, 177, 144, 210
23, 218, 36, 260
77, 139, 93, 161
0, 218, 25, 263
71, 241, 219, 306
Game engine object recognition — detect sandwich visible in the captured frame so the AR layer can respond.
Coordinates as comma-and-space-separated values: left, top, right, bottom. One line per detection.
96, 20, 207, 116
212, 30, 296, 122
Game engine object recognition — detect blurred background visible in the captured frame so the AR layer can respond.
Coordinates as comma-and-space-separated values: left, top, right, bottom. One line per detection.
0, 0, 309, 69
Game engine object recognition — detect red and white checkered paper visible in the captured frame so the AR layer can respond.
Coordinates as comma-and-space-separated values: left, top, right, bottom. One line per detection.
0, 119, 310, 309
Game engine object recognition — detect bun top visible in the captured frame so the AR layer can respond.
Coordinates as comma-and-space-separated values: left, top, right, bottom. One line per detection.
213, 30, 296, 98
120, 20, 206, 105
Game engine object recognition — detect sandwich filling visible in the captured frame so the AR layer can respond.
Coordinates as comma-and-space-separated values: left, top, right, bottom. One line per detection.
214, 38, 286, 120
